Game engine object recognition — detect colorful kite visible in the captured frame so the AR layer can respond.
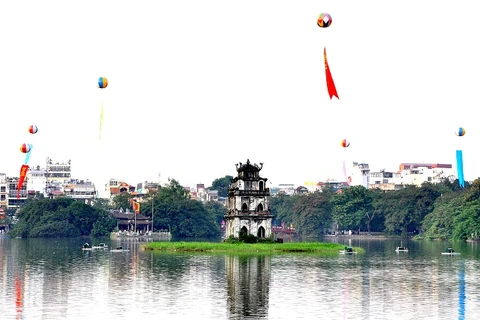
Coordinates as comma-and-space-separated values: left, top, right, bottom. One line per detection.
98, 77, 108, 140
455, 127, 465, 188
317, 13, 332, 28
340, 139, 350, 148
324, 47, 339, 99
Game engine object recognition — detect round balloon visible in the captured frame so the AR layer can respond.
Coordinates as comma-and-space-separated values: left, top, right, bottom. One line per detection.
455, 127, 466, 136
341, 139, 350, 148
28, 125, 38, 134
317, 13, 332, 28
20, 143, 32, 153
98, 77, 108, 89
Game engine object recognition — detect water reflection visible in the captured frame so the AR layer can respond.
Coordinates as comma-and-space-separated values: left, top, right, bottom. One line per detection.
226, 255, 270, 318
3, 237, 480, 319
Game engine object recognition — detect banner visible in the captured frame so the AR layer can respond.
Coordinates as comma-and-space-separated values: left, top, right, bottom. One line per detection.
17, 165, 29, 199
133, 201, 140, 214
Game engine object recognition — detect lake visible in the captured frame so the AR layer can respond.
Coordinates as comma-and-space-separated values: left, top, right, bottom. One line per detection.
1, 235, 478, 319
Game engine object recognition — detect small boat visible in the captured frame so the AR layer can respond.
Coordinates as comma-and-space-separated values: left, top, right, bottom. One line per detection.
395, 246, 408, 252
110, 246, 129, 252
339, 246, 357, 255
92, 243, 108, 250
82, 243, 93, 251
441, 247, 461, 255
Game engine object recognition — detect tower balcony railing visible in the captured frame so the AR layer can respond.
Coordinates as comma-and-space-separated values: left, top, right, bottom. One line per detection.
229, 189, 270, 196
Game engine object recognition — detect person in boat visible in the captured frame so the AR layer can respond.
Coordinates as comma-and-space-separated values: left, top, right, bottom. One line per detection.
83, 243, 90, 248
446, 247, 454, 253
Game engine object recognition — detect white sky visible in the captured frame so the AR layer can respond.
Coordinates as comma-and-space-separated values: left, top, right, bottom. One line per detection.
1, 1, 479, 189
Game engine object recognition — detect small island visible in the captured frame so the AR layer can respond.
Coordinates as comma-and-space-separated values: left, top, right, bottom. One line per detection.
143, 241, 363, 254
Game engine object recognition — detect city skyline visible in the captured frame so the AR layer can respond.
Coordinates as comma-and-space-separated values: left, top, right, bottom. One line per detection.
1, 1, 479, 191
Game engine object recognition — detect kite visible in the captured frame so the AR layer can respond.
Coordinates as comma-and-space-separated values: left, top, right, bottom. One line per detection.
455, 127, 465, 188
97, 77, 108, 140
340, 139, 350, 148
324, 47, 339, 99
20, 143, 32, 153
317, 13, 332, 28
28, 125, 38, 134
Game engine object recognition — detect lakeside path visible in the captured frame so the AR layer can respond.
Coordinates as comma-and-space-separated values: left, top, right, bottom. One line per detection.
142, 241, 365, 254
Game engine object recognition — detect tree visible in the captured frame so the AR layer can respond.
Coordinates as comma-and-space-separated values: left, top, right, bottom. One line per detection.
210, 175, 233, 197
112, 192, 134, 211
331, 186, 373, 232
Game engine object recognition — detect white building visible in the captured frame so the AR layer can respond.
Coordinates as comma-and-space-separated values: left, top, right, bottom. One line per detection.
398, 163, 453, 186
45, 158, 72, 184
350, 162, 370, 189
62, 179, 96, 203
26, 168, 47, 195
369, 170, 403, 191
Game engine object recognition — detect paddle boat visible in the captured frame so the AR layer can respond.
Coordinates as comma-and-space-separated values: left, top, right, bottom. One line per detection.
82, 243, 93, 251
441, 247, 461, 256
110, 246, 130, 253
395, 246, 409, 252
92, 243, 108, 250
339, 246, 357, 255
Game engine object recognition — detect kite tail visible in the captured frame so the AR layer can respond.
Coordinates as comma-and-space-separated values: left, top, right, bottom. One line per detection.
324, 47, 339, 100
456, 150, 465, 188
99, 102, 104, 140
24, 147, 32, 165
343, 160, 350, 185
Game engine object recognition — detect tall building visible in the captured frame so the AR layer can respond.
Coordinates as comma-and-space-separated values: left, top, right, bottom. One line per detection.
225, 159, 272, 239
350, 162, 370, 189
45, 158, 72, 185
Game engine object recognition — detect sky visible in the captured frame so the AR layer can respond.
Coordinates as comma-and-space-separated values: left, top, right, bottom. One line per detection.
1, 1, 479, 190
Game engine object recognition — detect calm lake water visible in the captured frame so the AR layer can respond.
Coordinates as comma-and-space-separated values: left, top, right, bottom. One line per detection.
1, 235, 479, 319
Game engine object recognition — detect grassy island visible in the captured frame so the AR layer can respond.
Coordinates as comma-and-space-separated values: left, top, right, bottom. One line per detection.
142, 241, 364, 254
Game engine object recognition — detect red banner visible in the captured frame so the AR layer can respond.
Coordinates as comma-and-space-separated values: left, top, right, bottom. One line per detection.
133, 201, 140, 214
17, 165, 29, 199
324, 47, 339, 100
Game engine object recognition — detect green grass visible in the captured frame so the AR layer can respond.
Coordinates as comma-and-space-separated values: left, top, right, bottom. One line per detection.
142, 241, 364, 254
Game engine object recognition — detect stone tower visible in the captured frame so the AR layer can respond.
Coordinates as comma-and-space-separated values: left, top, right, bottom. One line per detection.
224, 159, 273, 239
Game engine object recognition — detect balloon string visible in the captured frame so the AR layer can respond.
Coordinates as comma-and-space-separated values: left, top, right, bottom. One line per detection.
99, 102, 104, 140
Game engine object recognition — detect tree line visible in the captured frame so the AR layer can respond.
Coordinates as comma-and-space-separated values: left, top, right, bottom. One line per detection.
271, 178, 480, 241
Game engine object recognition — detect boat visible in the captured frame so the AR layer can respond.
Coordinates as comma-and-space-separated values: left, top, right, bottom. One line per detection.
395, 246, 409, 252
92, 243, 108, 250
441, 247, 461, 255
110, 246, 129, 252
339, 246, 357, 255
82, 243, 93, 251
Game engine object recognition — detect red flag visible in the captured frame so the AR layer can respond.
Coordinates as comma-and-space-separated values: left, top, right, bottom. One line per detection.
324, 47, 339, 100
133, 201, 140, 214
17, 165, 29, 199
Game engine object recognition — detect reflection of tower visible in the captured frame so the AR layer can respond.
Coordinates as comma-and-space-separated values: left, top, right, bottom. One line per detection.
226, 255, 271, 319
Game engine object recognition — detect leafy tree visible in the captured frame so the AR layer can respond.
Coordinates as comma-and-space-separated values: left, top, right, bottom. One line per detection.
210, 175, 233, 197
291, 191, 333, 238
112, 192, 134, 211
331, 186, 373, 232
204, 201, 227, 225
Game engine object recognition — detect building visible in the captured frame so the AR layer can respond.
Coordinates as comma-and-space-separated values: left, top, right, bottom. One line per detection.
316, 180, 348, 192
273, 183, 295, 196
398, 163, 453, 186
62, 179, 96, 203
350, 162, 370, 188
136, 181, 159, 194
0, 173, 7, 208
26, 167, 47, 195
45, 158, 72, 184
106, 178, 136, 196
369, 170, 403, 191
224, 159, 273, 239
207, 190, 219, 202
7, 177, 27, 208
110, 210, 152, 233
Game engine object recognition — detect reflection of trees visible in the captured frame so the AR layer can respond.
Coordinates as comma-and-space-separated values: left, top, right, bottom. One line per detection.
226, 255, 271, 318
